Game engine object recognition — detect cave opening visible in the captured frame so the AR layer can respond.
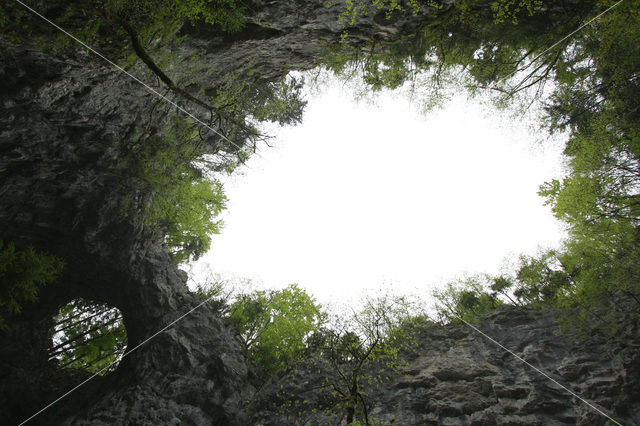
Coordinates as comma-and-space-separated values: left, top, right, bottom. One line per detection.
186, 71, 567, 307
49, 298, 128, 375
1, 0, 638, 423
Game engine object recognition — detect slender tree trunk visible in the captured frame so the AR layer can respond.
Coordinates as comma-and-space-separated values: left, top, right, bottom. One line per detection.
54, 308, 115, 334
116, 18, 257, 136
346, 399, 355, 424
346, 373, 358, 423
48, 316, 122, 354
53, 306, 107, 327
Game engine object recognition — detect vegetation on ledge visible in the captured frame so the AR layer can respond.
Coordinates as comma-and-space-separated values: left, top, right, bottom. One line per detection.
1, 0, 639, 423
0, 239, 64, 329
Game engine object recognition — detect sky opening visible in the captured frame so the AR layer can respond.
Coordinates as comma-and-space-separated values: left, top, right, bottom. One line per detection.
186, 74, 567, 309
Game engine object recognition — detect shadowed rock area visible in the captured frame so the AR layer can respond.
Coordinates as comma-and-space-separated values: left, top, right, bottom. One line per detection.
251, 306, 640, 424
1, 0, 639, 424
0, 2, 439, 423
0, 44, 254, 424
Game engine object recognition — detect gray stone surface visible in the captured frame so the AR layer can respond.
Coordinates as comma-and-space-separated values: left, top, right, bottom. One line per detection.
0, 30, 255, 426
252, 307, 640, 425
1, 1, 435, 422
1, 1, 638, 425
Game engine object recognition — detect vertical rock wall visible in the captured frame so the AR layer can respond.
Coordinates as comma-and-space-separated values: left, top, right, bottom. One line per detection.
0, 43, 254, 424
3, 1, 635, 425
0, 1, 435, 422
251, 307, 640, 425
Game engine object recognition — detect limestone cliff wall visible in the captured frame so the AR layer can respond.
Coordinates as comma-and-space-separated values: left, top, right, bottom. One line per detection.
0, 41, 254, 425
1, 1, 637, 425
0, 1, 443, 423
252, 306, 640, 425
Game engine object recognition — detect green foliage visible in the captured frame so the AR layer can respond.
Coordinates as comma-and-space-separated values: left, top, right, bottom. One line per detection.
433, 275, 500, 324
228, 284, 326, 377
531, 0, 640, 334
489, 275, 519, 305
512, 251, 571, 306
106, 0, 245, 33
50, 299, 127, 374
0, 240, 64, 328
302, 294, 426, 424
352, 294, 424, 353
193, 279, 232, 316
166, 73, 308, 170
319, 0, 640, 340
323, 0, 595, 103
7, 0, 301, 176
249, 76, 308, 126
539, 117, 640, 232
333, 0, 434, 27
489, 237, 640, 336
0, 4, 11, 28
490, 0, 543, 24
4, 0, 244, 50
137, 119, 227, 263
213, 74, 307, 129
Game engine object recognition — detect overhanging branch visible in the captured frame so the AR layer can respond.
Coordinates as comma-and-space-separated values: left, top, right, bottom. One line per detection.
116, 17, 260, 142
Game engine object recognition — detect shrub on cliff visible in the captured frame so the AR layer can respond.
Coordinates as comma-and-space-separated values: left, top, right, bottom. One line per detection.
0, 239, 64, 329
256, 293, 428, 424
227, 284, 327, 377
137, 119, 227, 263
433, 275, 501, 324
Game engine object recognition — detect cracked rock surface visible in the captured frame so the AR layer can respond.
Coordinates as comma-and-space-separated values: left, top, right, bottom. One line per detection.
1, 1, 639, 424
252, 306, 640, 425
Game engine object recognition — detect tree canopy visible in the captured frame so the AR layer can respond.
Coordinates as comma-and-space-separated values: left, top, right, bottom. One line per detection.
227, 284, 327, 377
321, 0, 640, 337
3, 0, 640, 400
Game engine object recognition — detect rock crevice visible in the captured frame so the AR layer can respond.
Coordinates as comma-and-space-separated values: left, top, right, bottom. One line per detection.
1, 1, 638, 424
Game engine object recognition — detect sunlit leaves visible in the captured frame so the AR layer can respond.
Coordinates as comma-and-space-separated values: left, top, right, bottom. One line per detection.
228, 284, 326, 377
138, 119, 227, 263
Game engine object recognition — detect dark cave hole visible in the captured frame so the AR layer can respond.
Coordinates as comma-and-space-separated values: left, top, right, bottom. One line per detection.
49, 298, 127, 375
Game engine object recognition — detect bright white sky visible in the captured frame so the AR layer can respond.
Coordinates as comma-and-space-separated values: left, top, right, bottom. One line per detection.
186, 75, 567, 308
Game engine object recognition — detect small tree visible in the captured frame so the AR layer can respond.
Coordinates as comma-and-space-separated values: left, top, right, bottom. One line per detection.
433, 275, 500, 324
490, 276, 518, 305
311, 295, 424, 425
512, 251, 571, 306
227, 284, 326, 377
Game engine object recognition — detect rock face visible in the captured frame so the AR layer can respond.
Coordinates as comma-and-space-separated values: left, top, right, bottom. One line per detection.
0, 43, 254, 424
0, 0, 638, 425
0, 1, 441, 424
252, 306, 640, 425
